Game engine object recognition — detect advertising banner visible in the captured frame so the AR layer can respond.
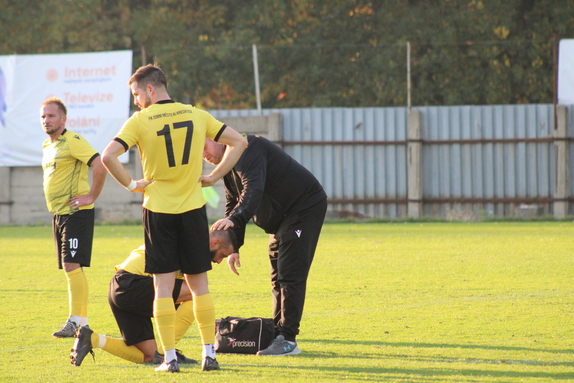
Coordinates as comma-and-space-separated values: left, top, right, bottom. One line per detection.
0, 50, 132, 166
558, 39, 574, 105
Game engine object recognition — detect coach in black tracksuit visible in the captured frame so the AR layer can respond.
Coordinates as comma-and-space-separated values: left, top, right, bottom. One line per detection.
204, 134, 327, 356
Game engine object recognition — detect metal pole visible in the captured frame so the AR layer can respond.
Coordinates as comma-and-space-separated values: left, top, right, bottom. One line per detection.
407, 41, 411, 110
252, 44, 262, 115
553, 35, 559, 130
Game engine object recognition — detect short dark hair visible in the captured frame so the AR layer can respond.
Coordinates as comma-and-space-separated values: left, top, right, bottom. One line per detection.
128, 64, 168, 90
41, 97, 67, 115
211, 229, 239, 253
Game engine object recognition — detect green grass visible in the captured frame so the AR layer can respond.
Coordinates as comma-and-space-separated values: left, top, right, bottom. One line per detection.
1, 222, 574, 382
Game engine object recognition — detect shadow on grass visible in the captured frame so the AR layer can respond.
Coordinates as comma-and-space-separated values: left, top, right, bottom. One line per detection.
303, 338, 574, 356
52, 343, 574, 381
291, 339, 574, 381
222, 362, 574, 381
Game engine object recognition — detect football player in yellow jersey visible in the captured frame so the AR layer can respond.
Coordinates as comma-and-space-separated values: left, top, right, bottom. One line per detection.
70, 230, 238, 367
41, 97, 106, 339
102, 64, 247, 373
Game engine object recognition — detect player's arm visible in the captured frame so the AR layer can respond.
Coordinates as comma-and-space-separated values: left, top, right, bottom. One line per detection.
68, 147, 106, 207
213, 150, 265, 231
85, 155, 106, 204
102, 140, 152, 192
199, 127, 247, 187
210, 180, 239, 231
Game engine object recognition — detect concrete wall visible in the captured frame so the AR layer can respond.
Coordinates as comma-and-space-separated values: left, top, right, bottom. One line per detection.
0, 150, 144, 225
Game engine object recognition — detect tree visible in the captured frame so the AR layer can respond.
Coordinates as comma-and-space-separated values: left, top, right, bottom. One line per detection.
0, 0, 572, 108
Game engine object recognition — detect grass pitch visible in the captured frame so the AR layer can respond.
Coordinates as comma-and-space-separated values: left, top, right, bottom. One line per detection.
0, 222, 573, 382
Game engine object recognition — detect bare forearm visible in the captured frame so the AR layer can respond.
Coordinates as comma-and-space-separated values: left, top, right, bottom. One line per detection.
200, 128, 247, 187
102, 142, 152, 192
209, 144, 245, 180
209, 127, 248, 180
88, 159, 106, 201
102, 141, 132, 188
103, 156, 132, 187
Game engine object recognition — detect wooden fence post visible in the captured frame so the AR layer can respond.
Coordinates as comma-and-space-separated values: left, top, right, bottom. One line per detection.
554, 105, 569, 219
408, 109, 423, 218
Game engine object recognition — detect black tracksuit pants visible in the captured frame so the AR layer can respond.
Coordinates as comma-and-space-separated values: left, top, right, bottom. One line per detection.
268, 198, 327, 341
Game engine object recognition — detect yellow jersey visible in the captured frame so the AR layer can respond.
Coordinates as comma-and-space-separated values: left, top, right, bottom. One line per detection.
115, 245, 183, 279
42, 129, 99, 215
114, 101, 224, 214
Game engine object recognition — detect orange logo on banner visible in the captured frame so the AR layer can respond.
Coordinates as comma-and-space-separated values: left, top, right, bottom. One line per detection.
46, 69, 58, 82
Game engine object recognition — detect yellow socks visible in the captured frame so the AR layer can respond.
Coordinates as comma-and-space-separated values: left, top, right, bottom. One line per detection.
153, 297, 176, 353
193, 293, 215, 345
157, 300, 195, 355
100, 335, 145, 363
66, 268, 88, 320
91, 332, 99, 347
175, 300, 195, 345
89, 331, 145, 364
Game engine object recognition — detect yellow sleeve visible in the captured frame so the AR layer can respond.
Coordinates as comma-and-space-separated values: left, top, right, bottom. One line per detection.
195, 107, 225, 140
115, 112, 142, 149
68, 132, 99, 164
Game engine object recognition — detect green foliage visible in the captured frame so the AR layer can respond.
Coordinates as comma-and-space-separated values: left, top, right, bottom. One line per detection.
1, 222, 574, 382
0, 1, 572, 107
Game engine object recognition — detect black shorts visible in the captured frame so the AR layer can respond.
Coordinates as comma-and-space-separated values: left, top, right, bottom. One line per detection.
52, 209, 95, 269
142, 206, 212, 275
108, 270, 184, 346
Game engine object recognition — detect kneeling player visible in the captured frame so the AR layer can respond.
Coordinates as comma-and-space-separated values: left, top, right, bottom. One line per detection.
70, 230, 237, 367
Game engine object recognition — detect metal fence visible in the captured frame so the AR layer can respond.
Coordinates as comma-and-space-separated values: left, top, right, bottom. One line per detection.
212, 103, 571, 220
418, 104, 556, 218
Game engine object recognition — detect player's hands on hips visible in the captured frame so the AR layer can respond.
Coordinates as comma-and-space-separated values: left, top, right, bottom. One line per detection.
227, 252, 241, 275
69, 195, 92, 209
131, 179, 154, 193
211, 218, 235, 231
199, 174, 216, 187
